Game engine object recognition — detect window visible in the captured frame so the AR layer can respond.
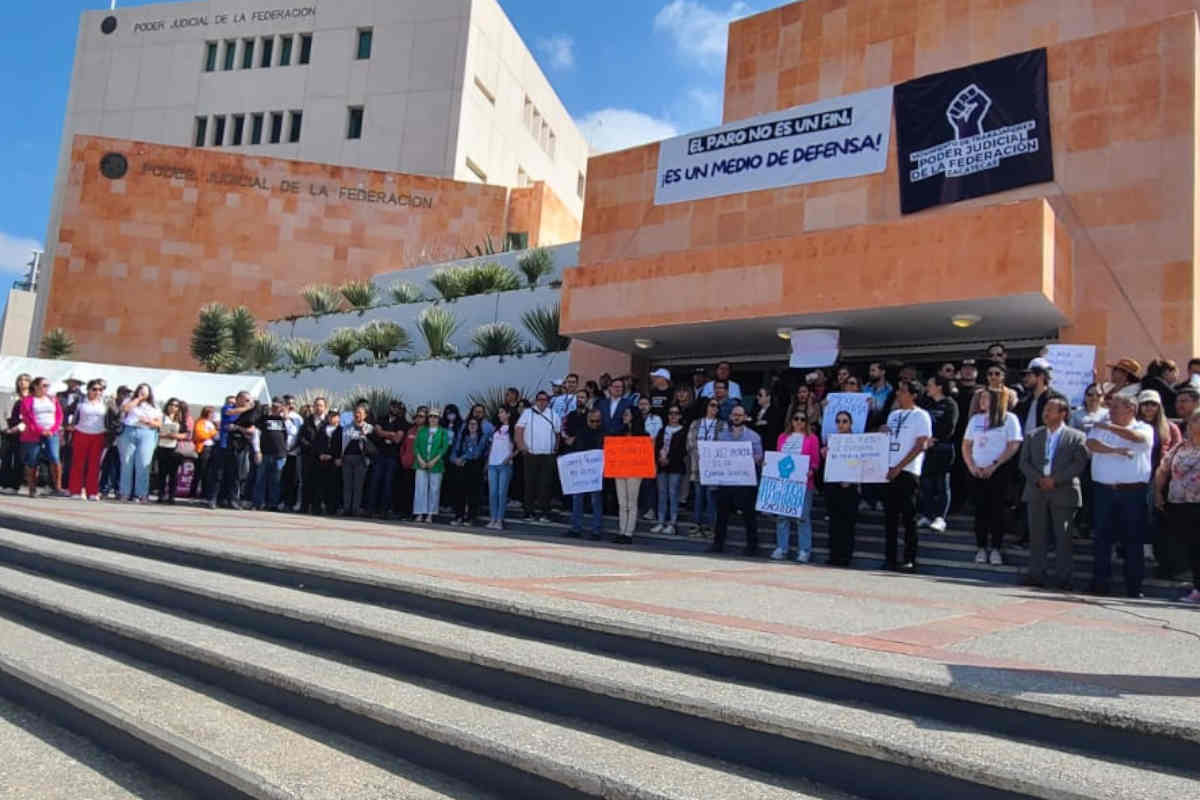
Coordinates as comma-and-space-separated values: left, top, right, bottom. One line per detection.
231, 114, 245, 146
193, 116, 208, 147
474, 76, 495, 105
260, 37, 274, 68
516, 167, 529, 188
250, 113, 264, 145
465, 157, 487, 183
212, 115, 226, 146
299, 34, 312, 64
346, 106, 364, 140
269, 111, 284, 144
547, 131, 556, 159
577, 171, 585, 199
222, 40, 236, 71
204, 42, 218, 72
356, 28, 373, 60
241, 39, 255, 69
531, 109, 541, 138
279, 35, 293, 66
506, 232, 529, 251
523, 96, 533, 129
288, 111, 303, 143
540, 121, 549, 151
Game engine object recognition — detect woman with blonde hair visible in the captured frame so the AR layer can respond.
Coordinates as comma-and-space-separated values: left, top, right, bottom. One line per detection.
962, 387, 1023, 566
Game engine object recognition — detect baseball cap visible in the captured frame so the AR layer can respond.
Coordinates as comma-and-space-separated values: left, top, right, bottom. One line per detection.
650, 368, 671, 380
1025, 357, 1053, 373
551, 377, 565, 387
1107, 357, 1143, 378
1136, 389, 1162, 406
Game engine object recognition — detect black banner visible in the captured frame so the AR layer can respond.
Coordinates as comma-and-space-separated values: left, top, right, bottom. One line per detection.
895, 48, 1054, 214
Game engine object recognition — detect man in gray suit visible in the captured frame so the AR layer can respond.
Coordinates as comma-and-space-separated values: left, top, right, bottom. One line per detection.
1019, 394, 1089, 589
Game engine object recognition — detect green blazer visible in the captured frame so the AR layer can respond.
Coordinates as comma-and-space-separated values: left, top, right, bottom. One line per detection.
415, 426, 451, 473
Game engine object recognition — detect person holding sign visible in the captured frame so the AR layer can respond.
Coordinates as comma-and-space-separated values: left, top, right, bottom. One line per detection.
881, 380, 932, 572
565, 409, 606, 539
651, 405, 689, 536
687, 398, 727, 536
962, 388, 1024, 566
610, 407, 648, 544
824, 411, 860, 566
771, 411, 821, 562
709, 405, 764, 556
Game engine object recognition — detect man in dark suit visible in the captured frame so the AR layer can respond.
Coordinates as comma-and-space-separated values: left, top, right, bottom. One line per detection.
598, 377, 637, 434
1018, 395, 1089, 589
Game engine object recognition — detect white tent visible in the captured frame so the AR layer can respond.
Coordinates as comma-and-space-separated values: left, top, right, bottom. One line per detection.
0, 356, 270, 414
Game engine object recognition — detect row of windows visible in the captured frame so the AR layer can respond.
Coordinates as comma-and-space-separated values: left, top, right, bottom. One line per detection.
192, 106, 364, 147
204, 34, 311, 72
521, 96, 557, 160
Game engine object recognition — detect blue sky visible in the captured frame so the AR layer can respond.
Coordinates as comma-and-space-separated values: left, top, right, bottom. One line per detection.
0, 0, 762, 304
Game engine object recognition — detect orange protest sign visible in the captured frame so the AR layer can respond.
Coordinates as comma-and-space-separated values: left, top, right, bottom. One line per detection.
603, 437, 657, 479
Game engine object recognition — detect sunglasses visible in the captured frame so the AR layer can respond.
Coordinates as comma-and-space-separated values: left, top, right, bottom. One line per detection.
793, 415, 807, 421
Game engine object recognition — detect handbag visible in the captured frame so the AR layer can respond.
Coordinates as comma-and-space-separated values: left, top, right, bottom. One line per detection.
177, 440, 198, 459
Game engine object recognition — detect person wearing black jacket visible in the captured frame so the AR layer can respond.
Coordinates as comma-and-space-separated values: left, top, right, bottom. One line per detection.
299, 399, 339, 515
749, 387, 786, 451
565, 408, 605, 539
950, 361, 979, 513
919, 375, 960, 533
2, 373, 31, 492
367, 401, 407, 519
55, 377, 84, 494
651, 405, 689, 535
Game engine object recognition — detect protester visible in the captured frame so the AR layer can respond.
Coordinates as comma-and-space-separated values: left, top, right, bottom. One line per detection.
19, 377, 66, 498
881, 380, 932, 571
950, 362, 979, 514
332, 404, 374, 517
516, 391, 561, 522
699, 362, 742, 400
154, 398, 187, 504
281, 396, 304, 511
650, 405, 688, 536
1086, 394, 1153, 597
191, 406, 218, 499
772, 409, 821, 562
824, 410, 859, 567
2, 373, 31, 492
918, 375, 959, 533
1142, 359, 1178, 418
56, 376, 84, 495
1016, 358, 1055, 435
864, 362, 893, 423
611, 406, 645, 544
550, 374, 581, 419
67, 378, 107, 500
638, 395, 661, 520
709, 405, 764, 555
1182, 358, 1200, 390
673, 384, 697, 427
99, 386, 130, 499
412, 408, 450, 523
565, 407, 605, 539
750, 386, 785, 452
368, 400, 406, 519
1138, 389, 1182, 577
1154, 410, 1200, 603
710, 380, 737, 422
1177, 386, 1199, 437
1019, 396, 1088, 589
250, 398, 289, 512
486, 407, 516, 531
962, 388, 1023, 565
1104, 358, 1142, 401
207, 392, 256, 510
449, 415, 488, 526
117, 383, 161, 502
598, 377, 635, 435
687, 396, 725, 535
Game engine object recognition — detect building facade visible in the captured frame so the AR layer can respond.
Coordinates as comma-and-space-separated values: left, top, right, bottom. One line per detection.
563, 0, 1200, 375
37, 0, 588, 358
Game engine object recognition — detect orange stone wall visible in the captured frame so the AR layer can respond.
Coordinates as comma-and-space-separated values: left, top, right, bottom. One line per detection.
46, 136, 576, 369
568, 3, 1200, 367
507, 181, 581, 248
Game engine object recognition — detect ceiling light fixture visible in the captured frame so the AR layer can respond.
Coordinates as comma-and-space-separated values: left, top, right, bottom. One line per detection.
776, 328, 792, 341
633, 338, 655, 350
951, 314, 982, 329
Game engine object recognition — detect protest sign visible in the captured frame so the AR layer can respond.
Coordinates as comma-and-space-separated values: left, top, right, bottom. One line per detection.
824, 433, 890, 483
603, 437, 657, 479
756, 452, 810, 517
820, 393, 871, 443
698, 440, 758, 486
557, 450, 605, 495
789, 329, 839, 368
1044, 344, 1096, 408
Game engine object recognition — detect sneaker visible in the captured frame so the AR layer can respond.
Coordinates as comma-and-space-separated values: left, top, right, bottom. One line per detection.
989, 549, 1003, 566
917, 516, 932, 528
1179, 589, 1200, 604
795, 549, 811, 563
875, 501, 885, 512
858, 500, 872, 512
663, 524, 676, 536
769, 548, 786, 560
87, 495, 100, 502
929, 517, 947, 533
449, 518, 461, 527
974, 548, 988, 564
74, 493, 87, 500
650, 523, 665, 534
642, 510, 656, 521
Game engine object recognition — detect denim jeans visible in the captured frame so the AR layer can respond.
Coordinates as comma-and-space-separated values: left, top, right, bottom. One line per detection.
99, 445, 120, 494
775, 485, 815, 553
368, 456, 397, 513
118, 427, 157, 499
488, 463, 513, 521
571, 490, 604, 533
1092, 483, 1147, 595
414, 469, 443, 516
253, 456, 286, 508
692, 481, 716, 526
656, 472, 683, 523
21, 435, 61, 467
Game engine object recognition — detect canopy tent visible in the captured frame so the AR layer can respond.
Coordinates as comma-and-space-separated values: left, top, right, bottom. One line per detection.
0, 357, 270, 414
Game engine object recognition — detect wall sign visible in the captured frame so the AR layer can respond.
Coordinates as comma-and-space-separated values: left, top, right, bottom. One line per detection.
895, 48, 1054, 214
654, 86, 893, 205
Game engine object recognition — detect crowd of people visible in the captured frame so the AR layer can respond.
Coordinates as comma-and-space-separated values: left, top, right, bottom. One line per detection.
3, 346, 1199, 603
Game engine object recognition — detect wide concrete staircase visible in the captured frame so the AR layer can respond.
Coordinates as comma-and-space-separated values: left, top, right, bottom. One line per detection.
0, 509, 1195, 799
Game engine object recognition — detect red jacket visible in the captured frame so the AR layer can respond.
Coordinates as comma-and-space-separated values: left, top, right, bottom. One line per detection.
19, 395, 63, 443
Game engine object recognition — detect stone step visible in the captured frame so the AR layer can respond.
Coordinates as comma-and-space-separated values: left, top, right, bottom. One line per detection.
0, 529, 1195, 799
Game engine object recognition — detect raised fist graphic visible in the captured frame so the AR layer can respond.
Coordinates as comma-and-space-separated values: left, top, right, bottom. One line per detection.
946, 84, 991, 139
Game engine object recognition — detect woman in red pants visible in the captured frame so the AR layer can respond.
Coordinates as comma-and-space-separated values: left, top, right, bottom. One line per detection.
68, 379, 108, 500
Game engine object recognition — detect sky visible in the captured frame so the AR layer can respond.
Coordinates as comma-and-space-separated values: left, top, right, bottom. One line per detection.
0, 0, 765, 307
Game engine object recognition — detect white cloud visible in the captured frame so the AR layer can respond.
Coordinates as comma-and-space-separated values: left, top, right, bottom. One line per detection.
576, 109, 679, 155
654, 0, 753, 72
537, 34, 575, 70
685, 88, 723, 124
0, 232, 41, 277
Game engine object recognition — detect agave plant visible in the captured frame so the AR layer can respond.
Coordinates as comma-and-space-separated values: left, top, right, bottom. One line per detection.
301, 284, 343, 315
462, 233, 509, 258
358, 320, 412, 361
517, 248, 555, 288
190, 304, 233, 372
228, 306, 257, 359
323, 327, 363, 369
466, 385, 511, 421
343, 386, 406, 422
388, 281, 425, 304
521, 303, 569, 352
340, 280, 380, 312
428, 268, 465, 301
459, 262, 521, 295
245, 330, 283, 371
283, 337, 323, 368
471, 322, 523, 356
416, 306, 461, 358
39, 327, 77, 360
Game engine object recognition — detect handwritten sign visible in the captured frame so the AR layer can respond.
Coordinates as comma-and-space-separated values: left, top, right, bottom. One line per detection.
557, 450, 605, 495
821, 393, 871, 443
1044, 345, 1096, 408
603, 437, 657, 479
698, 440, 758, 486
757, 453, 809, 517
824, 433, 890, 483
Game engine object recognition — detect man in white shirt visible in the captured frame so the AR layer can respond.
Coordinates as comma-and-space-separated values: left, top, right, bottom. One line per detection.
516, 391, 562, 522
1086, 394, 1153, 597
549, 374, 579, 419
881, 380, 932, 571
282, 395, 304, 511
699, 361, 743, 401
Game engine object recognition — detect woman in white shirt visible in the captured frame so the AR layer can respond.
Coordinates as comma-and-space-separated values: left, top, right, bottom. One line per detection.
962, 387, 1024, 565
118, 383, 162, 502
68, 379, 109, 500
485, 407, 515, 531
